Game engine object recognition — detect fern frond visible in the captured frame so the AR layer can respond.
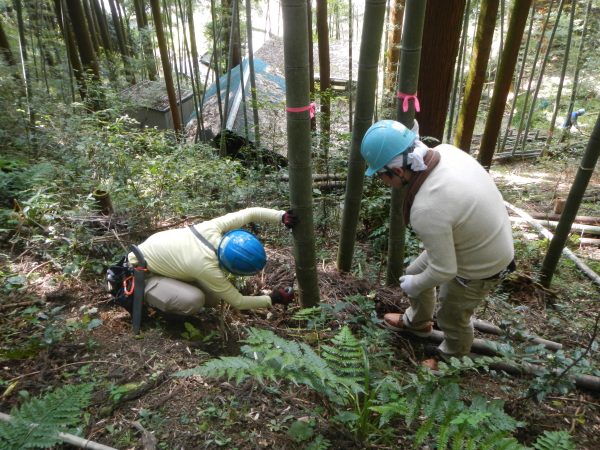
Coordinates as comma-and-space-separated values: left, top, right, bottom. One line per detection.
0, 383, 93, 449
532, 430, 576, 450
321, 326, 365, 383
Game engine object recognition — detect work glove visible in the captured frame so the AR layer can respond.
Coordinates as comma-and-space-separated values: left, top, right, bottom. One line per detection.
270, 287, 295, 306
399, 275, 421, 298
282, 209, 299, 229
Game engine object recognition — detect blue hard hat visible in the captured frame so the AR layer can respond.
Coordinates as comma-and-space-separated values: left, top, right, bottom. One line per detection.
361, 120, 417, 177
217, 229, 267, 276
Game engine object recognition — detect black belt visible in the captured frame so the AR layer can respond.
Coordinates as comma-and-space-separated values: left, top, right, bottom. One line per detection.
456, 259, 516, 286
129, 245, 147, 334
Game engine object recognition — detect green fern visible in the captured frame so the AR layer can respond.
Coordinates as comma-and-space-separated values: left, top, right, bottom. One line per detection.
321, 326, 366, 384
532, 430, 576, 450
0, 383, 93, 449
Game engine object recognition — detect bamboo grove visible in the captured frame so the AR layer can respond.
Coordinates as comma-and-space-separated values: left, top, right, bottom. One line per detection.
1, 0, 599, 300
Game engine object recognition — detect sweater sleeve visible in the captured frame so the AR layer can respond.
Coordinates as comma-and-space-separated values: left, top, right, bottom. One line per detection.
409, 208, 458, 293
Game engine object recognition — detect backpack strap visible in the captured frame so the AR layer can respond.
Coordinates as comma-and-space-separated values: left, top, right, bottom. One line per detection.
188, 225, 217, 255
129, 244, 147, 334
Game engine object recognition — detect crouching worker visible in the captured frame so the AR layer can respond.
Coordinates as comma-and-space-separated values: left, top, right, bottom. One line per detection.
360, 120, 515, 369
108, 207, 298, 322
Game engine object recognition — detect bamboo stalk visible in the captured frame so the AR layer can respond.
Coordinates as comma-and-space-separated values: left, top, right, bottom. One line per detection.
0, 412, 117, 450
505, 201, 600, 288
471, 318, 562, 350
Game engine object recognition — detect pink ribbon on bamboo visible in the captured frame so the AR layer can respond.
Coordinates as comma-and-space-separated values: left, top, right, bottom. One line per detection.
286, 102, 316, 119
396, 91, 420, 113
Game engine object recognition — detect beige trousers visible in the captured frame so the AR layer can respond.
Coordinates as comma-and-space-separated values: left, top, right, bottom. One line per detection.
144, 276, 206, 315
403, 277, 500, 356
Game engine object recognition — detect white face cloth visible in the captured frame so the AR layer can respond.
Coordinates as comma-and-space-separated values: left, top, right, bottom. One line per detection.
407, 140, 429, 172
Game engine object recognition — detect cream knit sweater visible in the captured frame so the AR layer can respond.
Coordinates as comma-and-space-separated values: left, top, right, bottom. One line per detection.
407, 144, 514, 294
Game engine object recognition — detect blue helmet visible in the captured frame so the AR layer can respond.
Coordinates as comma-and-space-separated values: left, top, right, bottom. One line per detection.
217, 229, 267, 276
361, 120, 417, 176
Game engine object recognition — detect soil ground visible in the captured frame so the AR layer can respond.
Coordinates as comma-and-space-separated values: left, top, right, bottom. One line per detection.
1, 150, 599, 450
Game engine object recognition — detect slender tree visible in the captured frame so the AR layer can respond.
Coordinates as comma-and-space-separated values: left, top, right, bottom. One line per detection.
65, 0, 100, 81
14, 0, 27, 61
454, 0, 499, 153
560, 0, 592, 142
316, 0, 331, 162
337, 0, 387, 273
245, 0, 261, 149
82, 0, 100, 53
281, 0, 320, 307
540, 112, 600, 287
383, 0, 403, 97
0, 17, 16, 66
500, 0, 535, 154
518, 0, 564, 153
416, 0, 466, 141
477, 0, 532, 170
387, 0, 427, 284
91, 0, 112, 51
55, 0, 87, 100
134, 0, 158, 80
150, 0, 182, 134
545, 0, 576, 147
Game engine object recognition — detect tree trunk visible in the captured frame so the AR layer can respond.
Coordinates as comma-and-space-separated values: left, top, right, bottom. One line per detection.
387, 0, 427, 285
477, 0, 533, 170
540, 112, 600, 287
149, 0, 183, 134
316, 0, 331, 164
454, 0, 499, 153
108, 0, 135, 83
134, 0, 157, 80
0, 17, 16, 66
545, 0, 575, 147
307, 0, 315, 97
91, 0, 112, 51
415, 0, 466, 141
65, 0, 100, 81
14, 0, 27, 61
383, 0, 403, 98
82, 0, 100, 53
245, 0, 261, 149
55, 0, 87, 100
337, 0, 387, 273
560, 0, 592, 141
281, 0, 321, 307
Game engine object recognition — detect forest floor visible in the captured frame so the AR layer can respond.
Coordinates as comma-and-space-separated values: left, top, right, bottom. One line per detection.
1, 142, 599, 450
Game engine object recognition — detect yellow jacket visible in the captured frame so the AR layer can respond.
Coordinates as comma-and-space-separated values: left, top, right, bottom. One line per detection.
128, 208, 286, 310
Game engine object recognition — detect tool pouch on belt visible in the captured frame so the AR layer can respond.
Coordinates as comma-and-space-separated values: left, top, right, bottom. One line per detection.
129, 245, 147, 334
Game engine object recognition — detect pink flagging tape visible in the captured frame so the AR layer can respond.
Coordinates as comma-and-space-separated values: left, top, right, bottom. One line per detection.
396, 91, 420, 113
286, 102, 316, 119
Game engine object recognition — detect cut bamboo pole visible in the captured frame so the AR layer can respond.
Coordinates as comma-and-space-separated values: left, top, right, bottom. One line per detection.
0, 412, 117, 450
505, 201, 600, 288
471, 318, 562, 351
509, 216, 600, 235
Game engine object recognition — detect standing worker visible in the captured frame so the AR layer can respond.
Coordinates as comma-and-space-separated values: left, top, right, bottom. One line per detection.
110, 208, 298, 319
361, 120, 515, 368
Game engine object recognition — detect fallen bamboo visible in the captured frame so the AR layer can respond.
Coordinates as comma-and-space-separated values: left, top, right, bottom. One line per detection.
0, 412, 117, 450
509, 216, 600, 236
469, 355, 600, 392
471, 318, 562, 351
529, 212, 600, 226
505, 201, 600, 288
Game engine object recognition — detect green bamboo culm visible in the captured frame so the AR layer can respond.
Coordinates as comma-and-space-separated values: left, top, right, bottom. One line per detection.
540, 112, 600, 287
387, 0, 427, 285
281, 0, 320, 307
454, 0, 500, 154
337, 0, 387, 273
477, 0, 533, 170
